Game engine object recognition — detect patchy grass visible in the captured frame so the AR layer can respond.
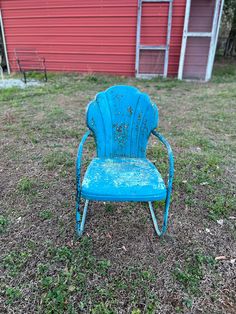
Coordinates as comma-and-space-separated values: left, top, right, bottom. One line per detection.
43, 151, 74, 171
39, 209, 53, 220
173, 252, 216, 295
0, 64, 235, 313
17, 177, 35, 193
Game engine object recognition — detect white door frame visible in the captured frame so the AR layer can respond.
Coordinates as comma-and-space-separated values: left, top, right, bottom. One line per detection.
0, 9, 10, 74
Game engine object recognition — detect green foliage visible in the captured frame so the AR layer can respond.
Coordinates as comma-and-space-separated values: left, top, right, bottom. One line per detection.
5, 287, 22, 304
208, 195, 235, 220
0, 215, 9, 233
17, 177, 34, 193
105, 203, 115, 213
39, 209, 53, 220
92, 303, 113, 314
173, 253, 215, 295
2, 250, 32, 277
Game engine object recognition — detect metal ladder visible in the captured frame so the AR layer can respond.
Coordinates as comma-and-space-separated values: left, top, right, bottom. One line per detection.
135, 0, 173, 78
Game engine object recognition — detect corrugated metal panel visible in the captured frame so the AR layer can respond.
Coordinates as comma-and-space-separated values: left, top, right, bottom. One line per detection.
1, 0, 186, 77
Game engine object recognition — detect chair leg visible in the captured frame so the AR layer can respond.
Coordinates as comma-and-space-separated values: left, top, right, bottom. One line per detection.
148, 198, 170, 237
23, 71, 27, 84
44, 69, 48, 82
76, 199, 89, 237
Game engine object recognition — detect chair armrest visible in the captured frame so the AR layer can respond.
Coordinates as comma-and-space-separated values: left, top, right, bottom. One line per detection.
151, 130, 174, 190
76, 130, 91, 194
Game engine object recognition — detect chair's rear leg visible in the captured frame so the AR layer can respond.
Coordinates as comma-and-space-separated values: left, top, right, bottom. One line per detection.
76, 198, 89, 237
23, 71, 27, 84
44, 69, 48, 82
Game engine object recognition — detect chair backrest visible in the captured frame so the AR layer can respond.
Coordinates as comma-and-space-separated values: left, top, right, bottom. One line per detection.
86, 85, 158, 158
14, 48, 42, 70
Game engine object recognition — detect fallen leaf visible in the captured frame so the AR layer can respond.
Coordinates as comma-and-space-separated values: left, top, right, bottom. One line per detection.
216, 219, 224, 226
122, 245, 127, 252
215, 256, 226, 261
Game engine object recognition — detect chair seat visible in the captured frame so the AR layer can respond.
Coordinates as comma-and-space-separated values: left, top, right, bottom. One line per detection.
81, 158, 167, 201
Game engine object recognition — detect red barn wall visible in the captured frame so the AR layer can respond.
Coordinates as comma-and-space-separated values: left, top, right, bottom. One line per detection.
0, 0, 186, 77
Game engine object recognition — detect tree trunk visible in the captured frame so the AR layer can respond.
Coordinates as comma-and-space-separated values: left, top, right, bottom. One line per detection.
224, 5, 236, 56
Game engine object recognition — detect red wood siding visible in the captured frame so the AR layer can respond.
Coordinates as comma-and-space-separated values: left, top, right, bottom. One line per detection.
1, 0, 186, 77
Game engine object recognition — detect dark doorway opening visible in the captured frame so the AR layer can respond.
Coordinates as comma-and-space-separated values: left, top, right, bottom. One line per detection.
0, 13, 7, 72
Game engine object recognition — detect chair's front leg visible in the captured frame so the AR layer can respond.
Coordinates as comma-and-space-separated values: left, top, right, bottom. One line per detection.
76, 130, 90, 236
150, 130, 174, 236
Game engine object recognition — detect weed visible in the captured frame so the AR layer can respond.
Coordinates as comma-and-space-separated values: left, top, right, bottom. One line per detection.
91, 302, 113, 314
2, 250, 31, 277
17, 177, 35, 193
39, 209, 53, 220
105, 203, 115, 213
97, 259, 111, 275
0, 215, 9, 233
208, 195, 235, 220
5, 287, 22, 304
53, 246, 73, 262
173, 253, 215, 295
131, 309, 141, 314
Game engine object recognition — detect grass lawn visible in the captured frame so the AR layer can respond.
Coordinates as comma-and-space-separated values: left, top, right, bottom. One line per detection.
0, 65, 235, 313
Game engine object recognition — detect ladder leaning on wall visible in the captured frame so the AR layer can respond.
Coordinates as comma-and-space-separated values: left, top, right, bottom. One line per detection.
135, 0, 173, 78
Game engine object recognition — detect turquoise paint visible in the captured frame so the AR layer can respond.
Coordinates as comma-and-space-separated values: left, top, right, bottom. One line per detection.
86, 85, 158, 158
76, 86, 174, 237
81, 157, 166, 201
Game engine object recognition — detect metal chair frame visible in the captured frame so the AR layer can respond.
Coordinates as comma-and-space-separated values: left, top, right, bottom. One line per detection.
14, 48, 47, 84
75, 86, 174, 237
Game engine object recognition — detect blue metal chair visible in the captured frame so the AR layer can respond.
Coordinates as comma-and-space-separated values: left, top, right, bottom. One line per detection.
76, 85, 174, 237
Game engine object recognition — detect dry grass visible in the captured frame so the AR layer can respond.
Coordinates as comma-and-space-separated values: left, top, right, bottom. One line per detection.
0, 67, 235, 313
